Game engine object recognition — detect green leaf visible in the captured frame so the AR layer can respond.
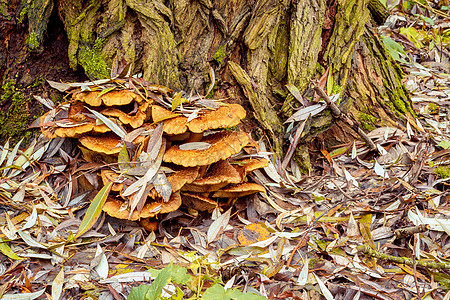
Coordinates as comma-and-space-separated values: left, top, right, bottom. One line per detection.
438, 140, 450, 149
0, 239, 23, 260
127, 285, 151, 300
399, 27, 426, 49
203, 284, 266, 300
127, 265, 193, 300
414, 14, 434, 26
75, 182, 113, 239
326, 69, 334, 96
378, 0, 387, 8
118, 144, 132, 171
95, 87, 116, 99
171, 92, 183, 111
285, 84, 302, 103
4, 138, 23, 176
167, 265, 191, 285
145, 264, 173, 300
431, 271, 450, 288
146, 264, 191, 285
381, 36, 408, 64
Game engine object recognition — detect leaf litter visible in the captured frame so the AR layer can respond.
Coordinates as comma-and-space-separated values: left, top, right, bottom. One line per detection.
0, 3, 449, 300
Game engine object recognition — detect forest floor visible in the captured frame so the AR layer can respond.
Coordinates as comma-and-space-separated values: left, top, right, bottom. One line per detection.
0, 3, 449, 300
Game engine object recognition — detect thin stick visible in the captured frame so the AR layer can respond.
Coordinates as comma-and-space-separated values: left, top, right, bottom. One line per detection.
357, 245, 450, 269
312, 80, 377, 151
394, 224, 429, 238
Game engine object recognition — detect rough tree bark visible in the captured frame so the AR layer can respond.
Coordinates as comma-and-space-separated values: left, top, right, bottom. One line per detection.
0, 0, 416, 170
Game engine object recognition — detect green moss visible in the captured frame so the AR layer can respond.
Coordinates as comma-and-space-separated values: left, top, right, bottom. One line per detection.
51, 93, 64, 104
31, 77, 44, 88
294, 143, 311, 174
390, 92, 407, 113
273, 88, 287, 98
268, 21, 289, 81
0, 80, 31, 143
0, 0, 8, 17
225, 125, 238, 131
332, 84, 342, 95
78, 38, 110, 79
212, 46, 226, 65
316, 63, 325, 74
426, 103, 439, 114
18, 4, 28, 23
384, 63, 415, 117
205, 81, 217, 99
359, 112, 378, 132
435, 166, 450, 179
26, 30, 39, 51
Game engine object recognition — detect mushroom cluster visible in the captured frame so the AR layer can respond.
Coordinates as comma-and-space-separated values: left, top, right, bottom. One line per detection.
40, 80, 267, 228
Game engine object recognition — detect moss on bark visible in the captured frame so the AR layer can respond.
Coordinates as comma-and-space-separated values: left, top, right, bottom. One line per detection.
0, 80, 31, 143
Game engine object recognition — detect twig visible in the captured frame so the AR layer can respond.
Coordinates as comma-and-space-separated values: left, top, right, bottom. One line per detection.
409, 0, 449, 18
394, 224, 429, 238
312, 80, 377, 151
357, 245, 450, 269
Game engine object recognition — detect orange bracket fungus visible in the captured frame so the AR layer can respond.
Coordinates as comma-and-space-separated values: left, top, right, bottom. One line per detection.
40, 78, 267, 230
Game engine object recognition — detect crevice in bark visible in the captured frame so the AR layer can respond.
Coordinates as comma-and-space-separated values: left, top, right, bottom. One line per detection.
318, 0, 337, 65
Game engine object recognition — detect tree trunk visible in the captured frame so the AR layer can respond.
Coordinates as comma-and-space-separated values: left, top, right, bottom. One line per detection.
0, 0, 415, 169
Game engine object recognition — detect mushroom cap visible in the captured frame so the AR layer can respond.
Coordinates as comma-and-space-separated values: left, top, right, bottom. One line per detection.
100, 169, 124, 192
55, 123, 110, 138
212, 183, 265, 198
68, 101, 89, 121
103, 192, 182, 221
163, 131, 250, 167
132, 167, 199, 200
182, 159, 242, 193
101, 102, 150, 128
232, 158, 269, 178
79, 133, 144, 155
181, 192, 217, 212
40, 107, 111, 139
151, 106, 188, 135
73, 90, 145, 107
139, 218, 158, 231
152, 104, 246, 134
79, 146, 118, 164
167, 167, 200, 192
187, 104, 246, 133
42, 122, 111, 139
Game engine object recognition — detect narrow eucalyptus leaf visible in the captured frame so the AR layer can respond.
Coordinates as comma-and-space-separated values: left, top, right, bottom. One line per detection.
85, 107, 126, 138
75, 182, 113, 239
